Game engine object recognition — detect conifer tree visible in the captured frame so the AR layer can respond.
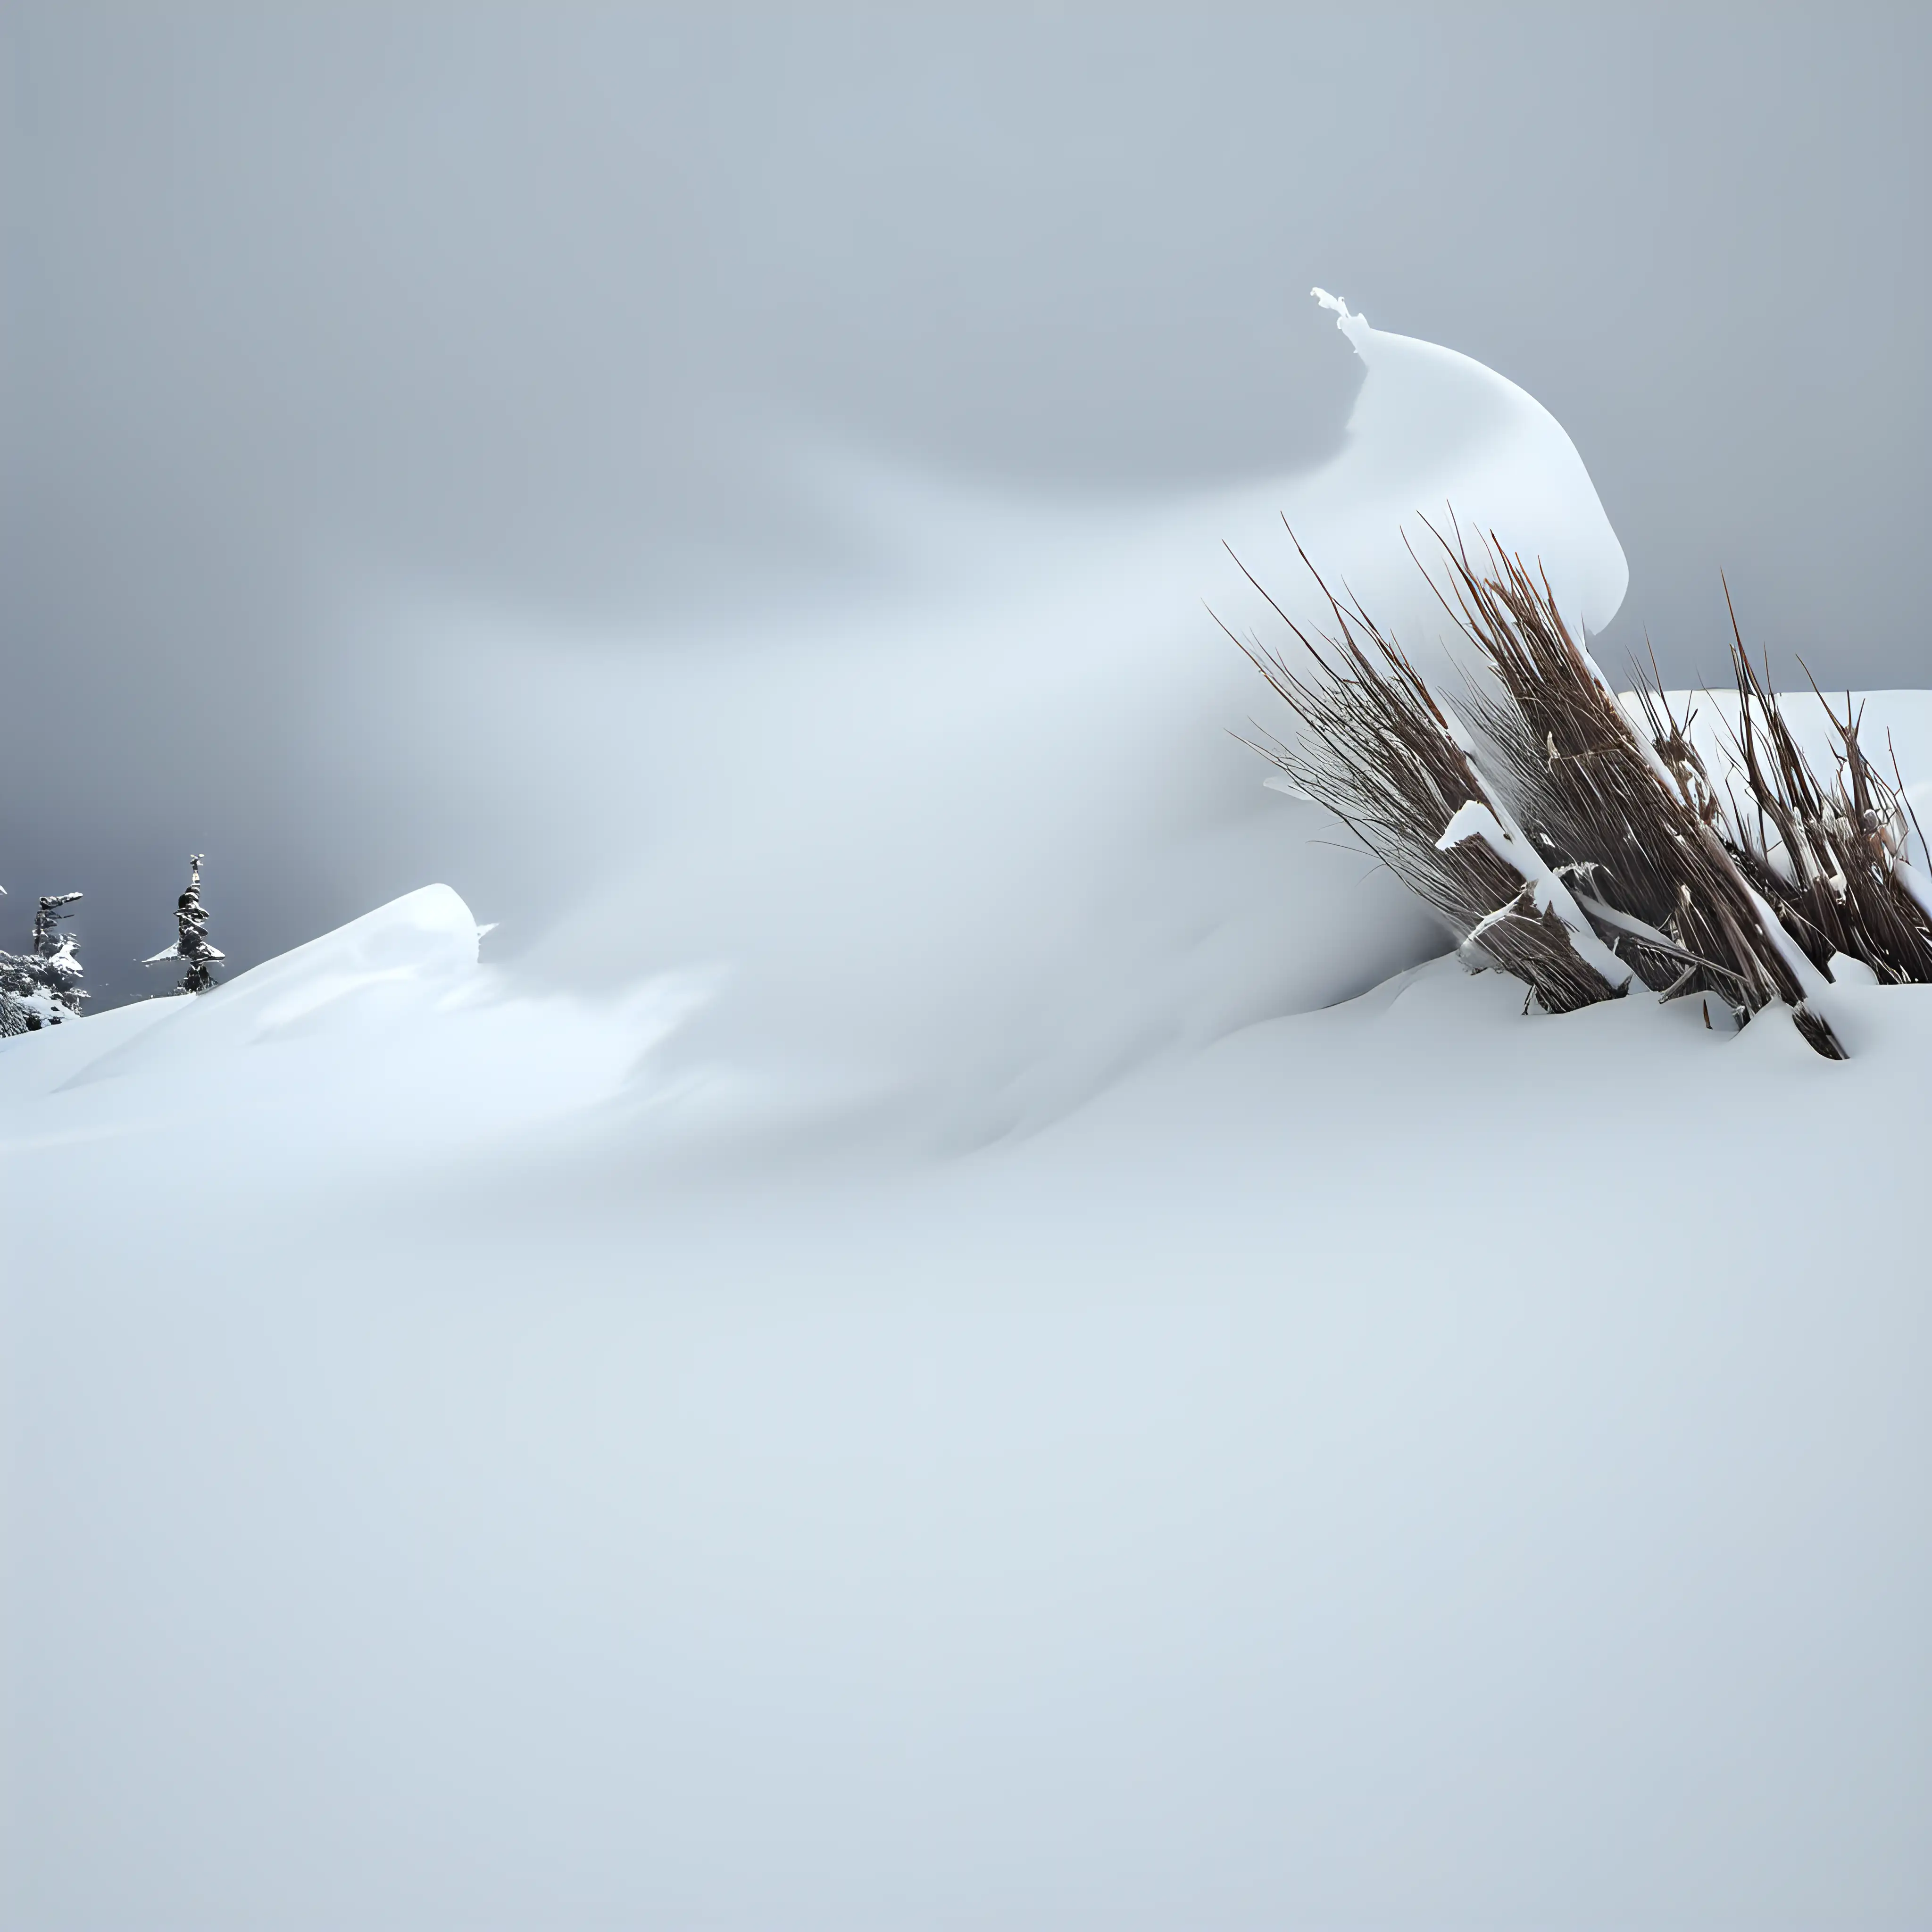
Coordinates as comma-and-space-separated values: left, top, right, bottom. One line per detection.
144, 854, 224, 994
0, 890, 87, 1033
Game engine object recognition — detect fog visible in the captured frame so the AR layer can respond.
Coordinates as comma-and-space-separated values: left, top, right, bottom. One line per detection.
3, 3, 1928, 996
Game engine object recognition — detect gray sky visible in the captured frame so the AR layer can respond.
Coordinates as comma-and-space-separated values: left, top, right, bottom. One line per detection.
3, 3, 1927, 997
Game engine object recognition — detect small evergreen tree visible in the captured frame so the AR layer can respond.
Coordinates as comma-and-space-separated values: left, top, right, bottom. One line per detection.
144, 854, 224, 994
0, 891, 88, 1034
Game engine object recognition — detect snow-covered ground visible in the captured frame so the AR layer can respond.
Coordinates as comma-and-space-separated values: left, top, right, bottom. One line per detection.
4, 302, 1927, 1928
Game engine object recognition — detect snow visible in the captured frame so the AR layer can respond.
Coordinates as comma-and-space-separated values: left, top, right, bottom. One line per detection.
1433, 794, 1632, 991
1306, 288, 1629, 644
4, 299, 1929, 1928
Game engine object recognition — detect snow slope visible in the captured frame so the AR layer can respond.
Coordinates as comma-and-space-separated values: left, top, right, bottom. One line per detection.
4, 302, 1928, 1930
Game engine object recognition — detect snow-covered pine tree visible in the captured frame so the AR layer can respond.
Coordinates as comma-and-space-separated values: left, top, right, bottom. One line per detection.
143, 854, 224, 994
0, 891, 88, 1034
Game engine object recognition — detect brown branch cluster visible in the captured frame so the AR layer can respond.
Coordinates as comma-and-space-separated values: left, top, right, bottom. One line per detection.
1228, 525, 1932, 1059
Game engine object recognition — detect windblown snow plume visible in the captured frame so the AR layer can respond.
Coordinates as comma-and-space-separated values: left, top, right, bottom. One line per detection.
344, 291, 1639, 1148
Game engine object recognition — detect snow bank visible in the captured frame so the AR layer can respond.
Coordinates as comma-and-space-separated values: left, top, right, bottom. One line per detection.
7, 933, 1930, 1928
0, 885, 707, 1173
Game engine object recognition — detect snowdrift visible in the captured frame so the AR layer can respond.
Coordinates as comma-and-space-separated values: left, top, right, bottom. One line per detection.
1, 886, 701, 1175
5, 300, 1929, 1931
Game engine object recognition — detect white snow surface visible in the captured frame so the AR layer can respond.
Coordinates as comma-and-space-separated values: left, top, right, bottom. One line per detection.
5, 303, 1928, 1929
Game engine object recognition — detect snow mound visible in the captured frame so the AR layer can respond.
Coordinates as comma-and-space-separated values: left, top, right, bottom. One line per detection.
198, 881, 482, 1038
0, 886, 705, 1169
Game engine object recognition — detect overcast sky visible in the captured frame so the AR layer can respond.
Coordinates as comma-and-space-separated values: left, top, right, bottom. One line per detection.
3, 3, 1927, 997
